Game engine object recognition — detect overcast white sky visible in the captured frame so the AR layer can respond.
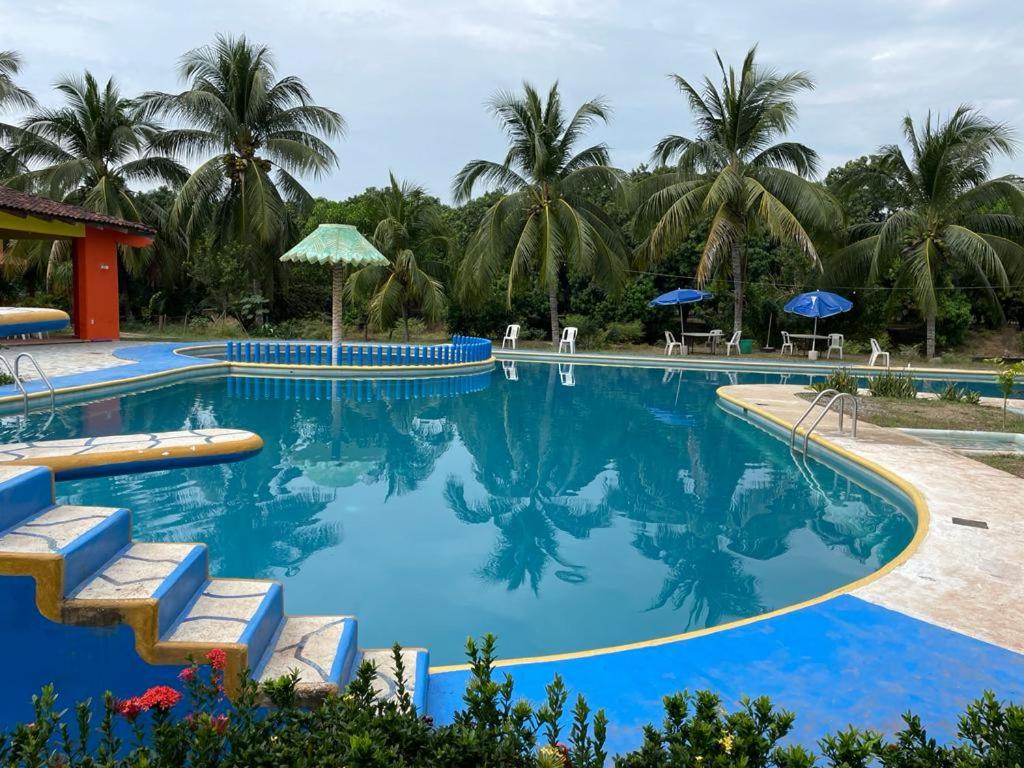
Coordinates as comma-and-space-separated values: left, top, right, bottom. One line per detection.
2, 0, 1022, 202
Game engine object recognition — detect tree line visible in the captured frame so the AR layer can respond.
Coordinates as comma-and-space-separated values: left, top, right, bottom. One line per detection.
2, 39, 1023, 356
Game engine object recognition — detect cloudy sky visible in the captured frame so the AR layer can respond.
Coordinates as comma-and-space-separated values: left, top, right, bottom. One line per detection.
3, 0, 1022, 201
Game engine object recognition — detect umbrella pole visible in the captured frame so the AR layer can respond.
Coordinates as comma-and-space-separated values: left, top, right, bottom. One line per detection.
332, 264, 344, 363
679, 306, 686, 354
812, 317, 818, 351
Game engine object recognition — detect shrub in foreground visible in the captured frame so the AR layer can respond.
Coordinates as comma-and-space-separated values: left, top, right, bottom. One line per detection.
809, 370, 859, 396
1, 636, 1022, 767
868, 370, 918, 399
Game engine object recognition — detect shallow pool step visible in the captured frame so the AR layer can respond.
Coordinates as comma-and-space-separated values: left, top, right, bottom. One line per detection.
356, 648, 430, 713
0, 503, 131, 614
63, 542, 208, 643
160, 578, 283, 672
254, 616, 358, 705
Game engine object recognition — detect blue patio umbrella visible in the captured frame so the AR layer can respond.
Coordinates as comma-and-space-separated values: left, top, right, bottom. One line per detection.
648, 288, 713, 343
783, 290, 853, 351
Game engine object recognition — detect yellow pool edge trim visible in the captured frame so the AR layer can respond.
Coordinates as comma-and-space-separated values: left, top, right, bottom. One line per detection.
223, 357, 496, 374
429, 386, 931, 674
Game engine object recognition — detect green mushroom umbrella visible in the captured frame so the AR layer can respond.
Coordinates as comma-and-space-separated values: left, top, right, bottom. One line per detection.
280, 224, 388, 357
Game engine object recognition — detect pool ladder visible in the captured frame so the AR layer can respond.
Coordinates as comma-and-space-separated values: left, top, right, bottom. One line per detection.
0, 352, 56, 415
790, 388, 858, 457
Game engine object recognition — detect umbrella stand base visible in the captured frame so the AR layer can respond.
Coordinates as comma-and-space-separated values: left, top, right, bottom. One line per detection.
680, 344, 689, 356
808, 350, 820, 361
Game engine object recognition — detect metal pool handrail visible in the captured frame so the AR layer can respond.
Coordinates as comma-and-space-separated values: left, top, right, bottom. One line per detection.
790, 388, 838, 451
0, 354, 30, 413
13, 352, 56, 413
799, 392, 858, 457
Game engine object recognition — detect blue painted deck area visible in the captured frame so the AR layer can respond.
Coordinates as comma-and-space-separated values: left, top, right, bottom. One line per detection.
428, 595, 1024, 755
0, 342, 218, 402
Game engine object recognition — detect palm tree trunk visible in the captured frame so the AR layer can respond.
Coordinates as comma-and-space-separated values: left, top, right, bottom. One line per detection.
925, 311, 937, 359
548, 285, 560, 346
331, 264, 344, 347
403, 305, 410, 342
731, 242, 745, 334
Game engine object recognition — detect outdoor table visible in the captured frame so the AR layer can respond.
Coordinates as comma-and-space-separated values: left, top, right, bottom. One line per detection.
682, 331, 720, 354
788, 333, 830, 359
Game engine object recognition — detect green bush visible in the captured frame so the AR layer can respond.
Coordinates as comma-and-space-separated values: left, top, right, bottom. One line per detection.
868, 371, 918, 399
809, 369, 859, 396
3, 638, 1024, 768
939, 383, 983, 405
273, 317, 332, 340
564, 314, 607, 349
605, 321, 644, 345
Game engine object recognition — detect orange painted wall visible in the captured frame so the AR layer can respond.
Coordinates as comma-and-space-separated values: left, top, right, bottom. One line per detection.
71, 229, 122, 341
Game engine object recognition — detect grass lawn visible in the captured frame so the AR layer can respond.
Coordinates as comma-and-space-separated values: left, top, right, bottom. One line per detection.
857, 397, 1024, 433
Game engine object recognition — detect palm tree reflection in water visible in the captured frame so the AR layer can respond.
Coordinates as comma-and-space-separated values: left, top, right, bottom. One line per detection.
448, 364, 913, 632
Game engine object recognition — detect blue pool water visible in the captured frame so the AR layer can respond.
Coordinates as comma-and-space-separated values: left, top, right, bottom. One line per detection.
0, 363, 915, 664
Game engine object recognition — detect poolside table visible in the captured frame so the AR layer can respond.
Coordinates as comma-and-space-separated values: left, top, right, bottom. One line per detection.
788, 333, 830, 359
682, 332, 720, 354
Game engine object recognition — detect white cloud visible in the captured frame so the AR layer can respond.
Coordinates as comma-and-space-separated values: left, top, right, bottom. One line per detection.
1, 0, 1021, 198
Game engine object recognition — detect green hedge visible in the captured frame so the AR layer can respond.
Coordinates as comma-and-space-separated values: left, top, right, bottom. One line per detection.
2, 635, 1021, 767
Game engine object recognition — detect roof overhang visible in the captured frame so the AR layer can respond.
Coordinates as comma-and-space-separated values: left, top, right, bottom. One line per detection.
0, 210, 86, 239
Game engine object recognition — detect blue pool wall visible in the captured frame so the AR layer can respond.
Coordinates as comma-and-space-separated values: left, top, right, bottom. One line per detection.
0, 575, 184, 727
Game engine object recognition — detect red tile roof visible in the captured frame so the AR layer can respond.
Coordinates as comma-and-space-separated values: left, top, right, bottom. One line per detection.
0, 186, 156, 236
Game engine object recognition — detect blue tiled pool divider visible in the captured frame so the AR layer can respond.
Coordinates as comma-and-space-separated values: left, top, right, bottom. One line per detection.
225, 371, 492, 402
224, 336, 491, 367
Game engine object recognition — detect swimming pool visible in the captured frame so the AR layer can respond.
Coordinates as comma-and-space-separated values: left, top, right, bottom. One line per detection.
0, 363, 915, 664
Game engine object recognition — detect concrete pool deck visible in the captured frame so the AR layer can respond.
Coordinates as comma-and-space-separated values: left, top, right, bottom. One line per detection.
1, 342, 1023, 754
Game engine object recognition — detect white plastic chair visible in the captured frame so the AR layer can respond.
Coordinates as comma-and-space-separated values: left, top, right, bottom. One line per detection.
780, 331, 794, 356
502, 324, 520, 349
708, 329, 724, 354
725, 330, 742, 356
826, 333, 844, 360
868, 338, 890, 367
558, 326, 577, 355
664, 331, 682, 356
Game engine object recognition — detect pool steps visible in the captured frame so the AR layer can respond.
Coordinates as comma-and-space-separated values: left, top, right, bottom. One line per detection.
0, 464, 428, 711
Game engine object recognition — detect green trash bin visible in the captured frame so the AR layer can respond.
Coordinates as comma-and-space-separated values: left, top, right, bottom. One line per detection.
739, 339, 754, 354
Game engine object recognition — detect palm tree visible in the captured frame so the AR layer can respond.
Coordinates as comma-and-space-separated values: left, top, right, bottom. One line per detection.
347, 173, 449, 340
141, 34, 345, 297
828, 107, 1024, 357
0, 50, 36, 176
3, 72, 187, 289
634, 46, 839, 333
454, 82, 628, 343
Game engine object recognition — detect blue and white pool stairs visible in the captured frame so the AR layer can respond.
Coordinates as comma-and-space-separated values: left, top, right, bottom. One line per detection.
0, 463, 428, 711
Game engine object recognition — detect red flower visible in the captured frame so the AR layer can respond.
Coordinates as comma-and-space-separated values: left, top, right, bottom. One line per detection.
114, 697, 145, 721
206, 649, 227, 670
138, 685, 182, 711
212, 714, 230, 735
178, 667, 196, 683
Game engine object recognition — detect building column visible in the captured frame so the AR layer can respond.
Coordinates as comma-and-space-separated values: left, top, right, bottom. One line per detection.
71, 229, 121, 341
